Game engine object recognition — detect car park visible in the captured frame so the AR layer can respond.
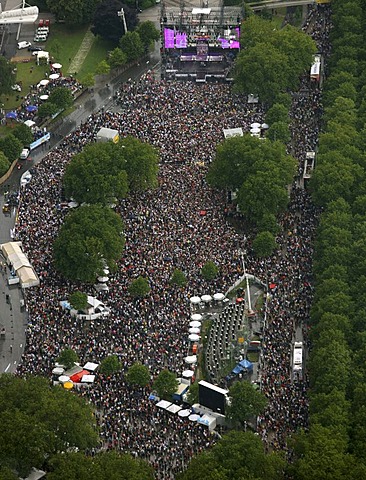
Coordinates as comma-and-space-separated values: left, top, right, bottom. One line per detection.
17, 41, 31, 49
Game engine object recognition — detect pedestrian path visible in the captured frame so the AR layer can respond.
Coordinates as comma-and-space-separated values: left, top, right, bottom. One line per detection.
68, 29, 95, 75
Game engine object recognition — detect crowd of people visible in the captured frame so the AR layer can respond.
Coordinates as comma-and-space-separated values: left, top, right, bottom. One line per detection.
12, 5, 331, 478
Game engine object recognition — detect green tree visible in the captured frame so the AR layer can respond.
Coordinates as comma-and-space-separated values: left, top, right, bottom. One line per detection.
0, 56, 15, 95
252, 231, 277, 258
257, 213, 280, 234
0, 134, 23, 162
48, 87, 74, 110
136, 21, 160, 50
63, 142, 128, 205
46, 0, 100, 24
13, 123, 34, 147
153, 369, 179, 399
226, 381, 268, 427
95, 59, 111, 76
95, 450, 154, 480
0, 375, 98, 477
81, 73, 95, 88
0, 151, 10, 177
108, 47, 127, 69
99, 355, 122, 376
119, 31, 145, 63
91, 0, 138, 44
46, 452, 96, 480
69, 291, 88, 311
201, 261, 219, 281
128, 276, 150, 297
266, 121, 291, 144
0, 466, 18, 480
170, 268, 187, 287
37, 101, 59, 118
265, 103, 289, 125
53, 205, 125, 283
119, 136, 159, 191
126, 362, 150, 387
176, 451, 225, 480
57, 347, 79, 369
186, 381, 199, 405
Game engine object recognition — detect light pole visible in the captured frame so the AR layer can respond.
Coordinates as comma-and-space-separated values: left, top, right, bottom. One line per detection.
117, 8, 128, 34
240, 236, 252, 312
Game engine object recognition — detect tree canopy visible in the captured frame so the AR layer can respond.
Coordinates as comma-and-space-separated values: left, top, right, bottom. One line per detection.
153, 369, 178, 399
0, 375, 98, 477
0, 56, 15, 95
126, 362, 151, 387
53, 205, 125, 283
226, 381, 268, 427
0, 134, 23, 162
91, 0, 138, 44
46, 0, 101, 24
99, 355, 122, 376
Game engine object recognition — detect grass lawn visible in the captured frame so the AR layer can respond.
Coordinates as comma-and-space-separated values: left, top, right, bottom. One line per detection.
78, 36, 115, 80
46, 23, 89, 75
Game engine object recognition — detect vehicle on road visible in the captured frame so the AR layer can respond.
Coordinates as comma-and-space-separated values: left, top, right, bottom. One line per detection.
17, 41, 31, 49
20, 148, 30, 160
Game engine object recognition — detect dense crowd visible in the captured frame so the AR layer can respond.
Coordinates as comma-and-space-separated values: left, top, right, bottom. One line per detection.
12, 5, 331, 478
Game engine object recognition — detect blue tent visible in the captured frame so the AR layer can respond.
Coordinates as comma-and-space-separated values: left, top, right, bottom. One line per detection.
232, 365, 243, 375
239, 359, 253, 371
26, 105, 38, 112
6, 111, 17, 119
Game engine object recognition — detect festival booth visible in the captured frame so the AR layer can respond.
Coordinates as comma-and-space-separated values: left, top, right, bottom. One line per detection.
96, 127, 119, 144
36, 51, 49, 65
70, 295, 110, 320
197, 414, 217, 431
0, 241, 39, 288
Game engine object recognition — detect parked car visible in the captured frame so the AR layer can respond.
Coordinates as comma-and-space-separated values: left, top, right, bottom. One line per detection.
45, 19, 50, 27
38, 18, 44, 27
34, 35, 47, 42
28, 45, 42, 52
37, 27, 49, 34
17, 41, 31, 49
20, 148, 30, 160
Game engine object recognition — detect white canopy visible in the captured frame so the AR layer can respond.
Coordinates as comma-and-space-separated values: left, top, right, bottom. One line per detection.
189, 320, 201, 328
24, 119, 35, 127
189, 327, 200, 334
97, 276, 109, 283
49, 73, 60, 80
190, 313, 202, 321
81, 374, 95, 383
261, 123, 269, 129
189, 333, 200, 342
201, 294, 212, 303
156, 400, 172, 410
52, 63, 62, 69
0, 241, 39, 287
178, 409, 191, 417
213, 293, 225, 301
58, 375, 70, 383
190, 296, 201, 304
0, 6, 39, 24
189, 414, 200, 421
250, 122, 261, 128
166, 404, 182, 414
83, 362, 99, 372
250, 127, 261, 134
184, 355, 197, 364
39, 94, 49, 100
182, 370, 194, 378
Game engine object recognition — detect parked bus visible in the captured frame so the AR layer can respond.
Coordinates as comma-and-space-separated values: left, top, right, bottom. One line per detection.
292, 341, 303, 382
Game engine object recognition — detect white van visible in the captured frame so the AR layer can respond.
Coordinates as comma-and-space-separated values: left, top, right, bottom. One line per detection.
17, 41, 31, 49
20, 148, 30, 160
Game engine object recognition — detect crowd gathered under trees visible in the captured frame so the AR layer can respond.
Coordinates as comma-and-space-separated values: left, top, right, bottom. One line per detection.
2, 1, 366, 479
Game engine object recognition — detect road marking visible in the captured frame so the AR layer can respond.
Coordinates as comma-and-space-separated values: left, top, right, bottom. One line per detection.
4, 363, 10, 372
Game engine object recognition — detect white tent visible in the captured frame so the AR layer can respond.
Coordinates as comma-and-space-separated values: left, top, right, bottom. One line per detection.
190, 313, 202, 321
201, 294, 212, 303
156, 400, 172, 410
190, 296, 201, 304
167, 404, 182, 414
24, 119, 35, 127
83, 362, 99, 372
0, 241, 39, 287
213, 293, 225, 301
36, 51, 49, 65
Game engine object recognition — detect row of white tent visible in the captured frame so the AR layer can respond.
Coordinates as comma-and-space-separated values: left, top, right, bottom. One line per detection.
155, 399, 217, 430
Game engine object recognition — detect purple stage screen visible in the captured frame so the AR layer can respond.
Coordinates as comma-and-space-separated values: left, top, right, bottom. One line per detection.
164, 28, 175, 49
218, 27, 240, 49
175, 32, 187, 48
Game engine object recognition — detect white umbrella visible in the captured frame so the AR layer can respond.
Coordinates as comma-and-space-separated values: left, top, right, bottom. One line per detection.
49, 73, 60, 79
39, 79, 49, 86
190, 313, 202, 321
189, 333, 200, 342
190, 296, 201, 304
178, 409, 191, 417
39, 94, 49, 100
213, 293, 225, 301
103, 268, 110, 275
58, 375, 70, 383
184, 355, 197, 364
201, 294, 212, 303
52, 63, 62, 69
24, 119, 35, 127
250, 127, 261, 134
97, 276, 109, 283
251, 122, 261, 128
182, 370, 194, 378
189, 327, 200, 334
189, 320, 201, 328
189, 414, 200, 421
261, 123, 269, 129
68, 201, 78, 208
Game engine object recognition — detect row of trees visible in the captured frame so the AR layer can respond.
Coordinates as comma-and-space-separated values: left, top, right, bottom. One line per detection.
234, 15, 316, 104
292, 0, 366, 477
